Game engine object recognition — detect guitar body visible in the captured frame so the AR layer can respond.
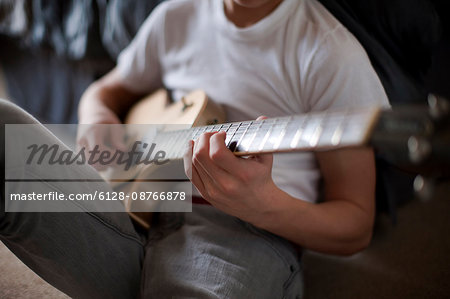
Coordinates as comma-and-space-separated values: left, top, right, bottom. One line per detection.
126, 89, 226, 127
121, 89, 225, 229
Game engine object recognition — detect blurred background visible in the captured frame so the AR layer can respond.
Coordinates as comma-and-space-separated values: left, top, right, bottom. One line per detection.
0, 0, 449, 298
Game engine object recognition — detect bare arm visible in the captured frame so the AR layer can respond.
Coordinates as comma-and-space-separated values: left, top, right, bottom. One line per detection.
253, 148, 375, 255
77, 68, 146, 169
78, 68, 144, 124
185, 131, 376, 256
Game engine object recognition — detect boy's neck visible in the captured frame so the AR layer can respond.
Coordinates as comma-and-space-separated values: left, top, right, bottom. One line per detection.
223, 0, 283, 28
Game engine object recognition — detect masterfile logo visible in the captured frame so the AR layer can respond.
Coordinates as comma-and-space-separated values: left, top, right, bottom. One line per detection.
26, 141, 169, 170
4, 124, 193, 213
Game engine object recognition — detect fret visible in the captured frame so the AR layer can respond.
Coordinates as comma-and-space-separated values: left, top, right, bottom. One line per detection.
295, 114, 323, 149
233, 121, 253, 152
192, 127, 201, 139
263, 119, 290, 151
236, 121, 252, 130
155, 129, 183, 159
212, 124, 223, 132
191, 125, 208, 140
274, 116, 291, 150
220, 123, 231, 132
258, 122, 275, 151
180, 129, 195, 157
231, 122, 250, 138
155, 134, 166, 156
323, 112, 347, 147
242, 120, 264, 152
172, 129, 185, 148
239, 121, 265, 152
331, 125, 343, 146
152, 132, 164, 150
159, 131, 173, 159
290, 115, 308, 149
227, 123, 240, 131
290, 129, 302, 149
189, 128, 197, 140
230, 123, 246, 134
167, 130, 181, 152
339, 110, 370, 146
241, 118, 273, 152
191, 127, 202, 140
139, 132, 153, 151
275, 116, 303, 150
200, 126, 209, 134
224, 123, 240, 146
191, 127, 199, 135
308, 112, 327, 147
175, 139, 190, 159
309, 125, 323, 147
170, 131, 187, 159
306, 111, 347, 148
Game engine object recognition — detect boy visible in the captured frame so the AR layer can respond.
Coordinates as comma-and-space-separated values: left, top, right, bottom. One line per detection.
78, 0, 389, 296
1, 0, 389, 297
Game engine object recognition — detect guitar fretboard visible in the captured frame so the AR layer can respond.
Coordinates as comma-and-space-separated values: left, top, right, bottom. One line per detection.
147, 107, 380, 159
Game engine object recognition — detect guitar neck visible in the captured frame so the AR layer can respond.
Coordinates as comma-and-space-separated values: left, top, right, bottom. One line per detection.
150, 107, 381, 159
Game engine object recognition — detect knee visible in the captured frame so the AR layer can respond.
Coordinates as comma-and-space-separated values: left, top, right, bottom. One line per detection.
0, 99, 38, 160
0, 100, 38, 219
0, 99, 39, 126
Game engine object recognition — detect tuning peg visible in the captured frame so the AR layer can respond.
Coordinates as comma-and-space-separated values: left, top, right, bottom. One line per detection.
428, 94, 449, 119
413, 175, 435, 202
407, 135, 431, 164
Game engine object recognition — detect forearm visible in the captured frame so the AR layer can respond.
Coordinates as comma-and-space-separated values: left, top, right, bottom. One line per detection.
252, 187, 374, 256
78, 68, 143, 124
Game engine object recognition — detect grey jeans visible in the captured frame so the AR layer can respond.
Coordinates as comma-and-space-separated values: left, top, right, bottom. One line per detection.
0, 99, 303, 298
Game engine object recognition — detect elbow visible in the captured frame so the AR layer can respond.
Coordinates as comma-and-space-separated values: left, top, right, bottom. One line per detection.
335, 206, 375, 256
335, 229, 373, 256
344, 233, 372, 256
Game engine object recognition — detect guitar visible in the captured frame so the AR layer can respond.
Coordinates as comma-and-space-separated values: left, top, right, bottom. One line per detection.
103, 89, 450, 228
125, 89, 380, 156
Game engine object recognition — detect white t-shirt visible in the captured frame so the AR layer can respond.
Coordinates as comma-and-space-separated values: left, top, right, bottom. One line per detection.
117, 0, 390, 203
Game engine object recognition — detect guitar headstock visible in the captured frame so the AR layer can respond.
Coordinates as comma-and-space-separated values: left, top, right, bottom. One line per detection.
371, 94, 450, 177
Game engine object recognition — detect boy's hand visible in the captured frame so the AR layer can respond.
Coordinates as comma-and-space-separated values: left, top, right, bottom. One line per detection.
77, 68, 139, 171
77, 123, 127, 171
77, 103, 127, 171
184, 117, 280, 224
